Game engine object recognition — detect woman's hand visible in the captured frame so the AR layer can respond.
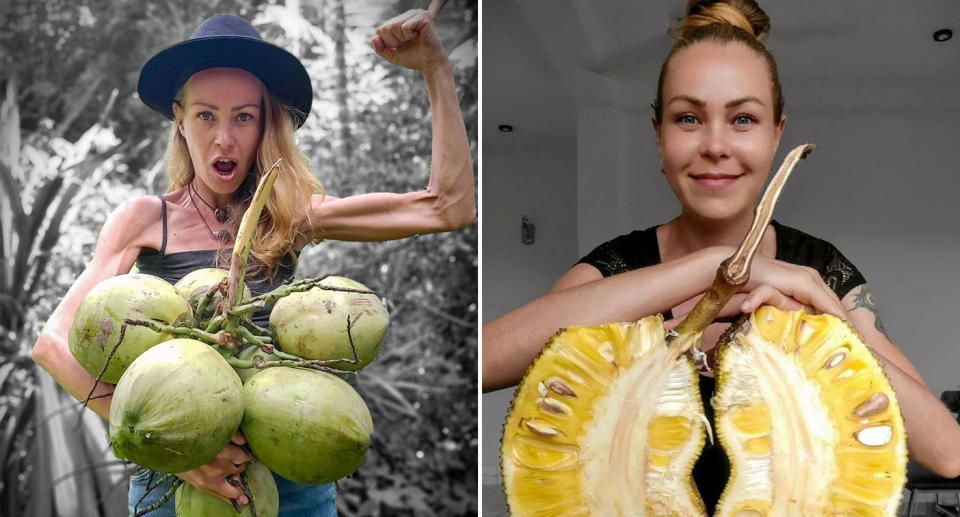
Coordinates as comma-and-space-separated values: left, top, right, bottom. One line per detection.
740, 255, 846, 318
372, 9, 450, 73
176, 431, 251, 505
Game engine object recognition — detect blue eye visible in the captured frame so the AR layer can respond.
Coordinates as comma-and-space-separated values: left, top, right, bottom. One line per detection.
198, 111, 212, 121
734, 115, 756, 126
677, 114, 699, 125
237, 113, 252, 122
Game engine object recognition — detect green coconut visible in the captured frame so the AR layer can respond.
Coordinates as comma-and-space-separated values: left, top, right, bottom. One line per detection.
241, 367, 373, 484
109, 339, 244, 473
174, 268, 251, 322
234, 345, 282, 383
69, 273, 191, 383
175, 460, 278, 517
269, 276, 388, 371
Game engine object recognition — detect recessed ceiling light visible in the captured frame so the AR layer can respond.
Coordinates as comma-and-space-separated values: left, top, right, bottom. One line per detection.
933, 29, 952, 42
498, 124, 514, 133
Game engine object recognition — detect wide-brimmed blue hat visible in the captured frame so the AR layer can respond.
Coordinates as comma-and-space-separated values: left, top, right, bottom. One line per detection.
138, 15, 312, 128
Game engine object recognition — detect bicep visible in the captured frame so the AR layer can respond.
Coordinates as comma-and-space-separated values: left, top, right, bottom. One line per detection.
842, 284, 927, 387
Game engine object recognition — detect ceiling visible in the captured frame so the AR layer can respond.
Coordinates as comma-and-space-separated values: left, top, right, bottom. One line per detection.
483, 0, 960, 152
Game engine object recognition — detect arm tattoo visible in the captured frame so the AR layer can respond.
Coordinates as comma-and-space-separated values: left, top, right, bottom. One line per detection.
849, 285, 889, 338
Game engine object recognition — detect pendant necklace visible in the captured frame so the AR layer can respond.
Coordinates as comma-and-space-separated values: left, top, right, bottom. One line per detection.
188, 183, 232, 244
191, 183, 231, 223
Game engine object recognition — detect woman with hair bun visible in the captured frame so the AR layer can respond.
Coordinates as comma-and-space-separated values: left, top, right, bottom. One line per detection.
32, 8, 474, 517
483, 0, 960, 509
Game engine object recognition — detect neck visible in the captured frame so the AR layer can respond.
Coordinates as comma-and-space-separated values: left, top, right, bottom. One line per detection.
191, 179, 232, 208
661, 209, 771, 260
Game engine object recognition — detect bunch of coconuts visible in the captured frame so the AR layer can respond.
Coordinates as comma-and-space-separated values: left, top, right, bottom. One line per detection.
67, 160, 389, 516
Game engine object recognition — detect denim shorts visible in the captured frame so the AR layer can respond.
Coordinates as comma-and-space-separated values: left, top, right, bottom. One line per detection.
128, 467, 338, 516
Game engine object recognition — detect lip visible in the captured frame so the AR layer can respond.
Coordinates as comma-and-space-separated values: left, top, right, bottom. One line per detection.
690, 172, 743, 190
210, 156, 239, 182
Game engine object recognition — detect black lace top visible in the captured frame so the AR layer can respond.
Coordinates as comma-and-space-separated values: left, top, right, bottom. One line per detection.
575, 219, 865, 512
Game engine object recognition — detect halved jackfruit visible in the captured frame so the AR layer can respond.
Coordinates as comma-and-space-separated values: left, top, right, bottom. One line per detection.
502, 317, 709, 516
501, 145, 907, 516
713, 306, 906, 516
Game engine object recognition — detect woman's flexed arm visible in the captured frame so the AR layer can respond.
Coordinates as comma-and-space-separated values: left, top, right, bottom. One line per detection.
304, 9, 474, 242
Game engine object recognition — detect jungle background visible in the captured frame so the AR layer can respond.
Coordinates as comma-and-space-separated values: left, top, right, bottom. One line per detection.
0, 0, 478, 515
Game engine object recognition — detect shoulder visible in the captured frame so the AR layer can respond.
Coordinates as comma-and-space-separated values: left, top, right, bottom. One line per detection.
773, 220, 866, 298
577, 226, 660, 277
100, 195, 163, 248
111, 195, 162, 228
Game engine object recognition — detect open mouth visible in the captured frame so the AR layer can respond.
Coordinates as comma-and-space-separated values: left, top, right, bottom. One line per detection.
213, 159, 237, 176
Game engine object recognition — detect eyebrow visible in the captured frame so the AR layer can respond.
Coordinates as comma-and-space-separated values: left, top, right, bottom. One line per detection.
667, 95, 765, 108
191, 101, 260, 111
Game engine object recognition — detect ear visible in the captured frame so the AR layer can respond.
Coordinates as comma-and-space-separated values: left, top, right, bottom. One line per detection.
172, 103, 185, 136
652, 117, 663, 154
773, 115, 786, 151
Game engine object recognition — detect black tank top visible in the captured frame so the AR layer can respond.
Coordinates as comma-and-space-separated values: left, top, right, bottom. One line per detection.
576, 220, 866, 513
135, 196, 297, 327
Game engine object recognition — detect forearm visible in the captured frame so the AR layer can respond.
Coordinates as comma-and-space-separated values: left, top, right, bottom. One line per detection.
422, 59, 475, 228
877, 354, 960, 478
482, 248, 725, 391
33, 332, 113, 420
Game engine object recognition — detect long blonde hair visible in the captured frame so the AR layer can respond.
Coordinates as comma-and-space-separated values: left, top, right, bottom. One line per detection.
167, 77, 324, 278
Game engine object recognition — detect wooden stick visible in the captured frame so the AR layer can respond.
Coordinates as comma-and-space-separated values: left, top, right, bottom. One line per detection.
672, 143, 815, 341
428, 0, 446, 17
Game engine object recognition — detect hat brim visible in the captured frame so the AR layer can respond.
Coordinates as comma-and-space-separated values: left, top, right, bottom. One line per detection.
138, 36, 312, 128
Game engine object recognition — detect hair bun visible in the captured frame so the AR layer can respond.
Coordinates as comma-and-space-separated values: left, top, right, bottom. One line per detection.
671, 0, 771, 42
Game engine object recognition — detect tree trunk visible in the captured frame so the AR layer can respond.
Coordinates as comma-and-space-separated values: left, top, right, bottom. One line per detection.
286, 0, 302, 57
334, 0, 352, 168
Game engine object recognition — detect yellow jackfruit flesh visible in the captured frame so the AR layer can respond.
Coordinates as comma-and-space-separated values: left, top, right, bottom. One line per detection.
502, 308, 906, 516
713, 306, 906, 516
502, 316, 709, 516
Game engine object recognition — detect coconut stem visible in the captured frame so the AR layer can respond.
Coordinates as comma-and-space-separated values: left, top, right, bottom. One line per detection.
133, 476, 182, 517
671, 144, 815, 344
205, 314, 225, 333
193, 281, 224, 321
233, 325, 271, 348
226, 356, 357, 376
223, 157, 284, 324
240, 319, 272, 337
124, 318, 223, 346
238, 277, 376, 311
226, 314, 362, 374
77, 319, 132, 423
227, 474, 257, 515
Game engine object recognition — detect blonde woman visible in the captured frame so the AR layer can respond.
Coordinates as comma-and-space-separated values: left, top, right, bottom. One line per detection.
32, 11, 473, 517
482, 0, 960, 511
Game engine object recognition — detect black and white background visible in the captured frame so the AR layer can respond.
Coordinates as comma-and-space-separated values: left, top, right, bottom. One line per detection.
0, 0, 477, 515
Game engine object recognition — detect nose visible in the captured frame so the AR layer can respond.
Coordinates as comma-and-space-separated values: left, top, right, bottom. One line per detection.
700, 123, 730, 161
214, 121, 235, 149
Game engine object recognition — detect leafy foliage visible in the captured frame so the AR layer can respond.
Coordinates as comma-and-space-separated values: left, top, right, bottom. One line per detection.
1, 0, 477, 515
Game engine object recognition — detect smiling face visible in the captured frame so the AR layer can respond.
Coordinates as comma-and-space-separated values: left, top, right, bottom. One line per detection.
174, 67, 263, 205
655, 40, 785, 223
